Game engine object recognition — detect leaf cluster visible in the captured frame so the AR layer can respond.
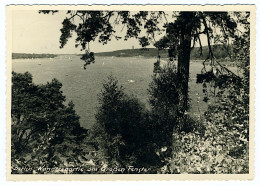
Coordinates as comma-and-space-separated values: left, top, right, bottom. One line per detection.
11, 72, 87, 173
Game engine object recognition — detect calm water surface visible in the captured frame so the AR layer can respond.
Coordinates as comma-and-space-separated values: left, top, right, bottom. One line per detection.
13, 55, 237, 129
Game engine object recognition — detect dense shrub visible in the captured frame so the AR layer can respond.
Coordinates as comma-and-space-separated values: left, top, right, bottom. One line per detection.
148, 62, 179, 150
11, 71, 87, 173
161, 79, 249, 174
148, 62, 200, 152
160, 122, 249, 174
92, 75, 161, 172
162, 78, 249, 174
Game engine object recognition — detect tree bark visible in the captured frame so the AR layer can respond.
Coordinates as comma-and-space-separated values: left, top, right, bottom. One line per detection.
176, 12, 194, 114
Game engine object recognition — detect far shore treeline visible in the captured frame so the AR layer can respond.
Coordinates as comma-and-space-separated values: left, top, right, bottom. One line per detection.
12, 53, 58, 59
12, 45, 232, 60
94, 45, 233, 60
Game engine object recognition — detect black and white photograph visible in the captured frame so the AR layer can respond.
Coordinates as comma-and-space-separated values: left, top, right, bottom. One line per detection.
5, 5, 255, 180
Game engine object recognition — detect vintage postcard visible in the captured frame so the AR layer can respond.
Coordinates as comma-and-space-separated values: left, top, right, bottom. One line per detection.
6, 4, 255, 181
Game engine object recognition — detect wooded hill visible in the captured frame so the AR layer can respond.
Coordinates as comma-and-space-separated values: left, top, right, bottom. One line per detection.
96, 45, 232, 60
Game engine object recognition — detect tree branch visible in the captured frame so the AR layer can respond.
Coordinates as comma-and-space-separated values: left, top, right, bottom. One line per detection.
202, 16, 214, 61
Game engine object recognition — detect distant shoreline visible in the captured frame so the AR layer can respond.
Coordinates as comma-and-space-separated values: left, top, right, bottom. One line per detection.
12, 53, 58, 59
13, 44, 232, 61
94, 46, 232, 61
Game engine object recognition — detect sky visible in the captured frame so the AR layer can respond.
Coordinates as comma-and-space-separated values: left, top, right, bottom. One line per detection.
12, 10, 153, 54
12, 10, 211, 54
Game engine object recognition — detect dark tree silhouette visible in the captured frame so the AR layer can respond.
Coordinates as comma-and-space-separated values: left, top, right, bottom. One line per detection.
11, 72, 88, 173
39, 10, 245, 123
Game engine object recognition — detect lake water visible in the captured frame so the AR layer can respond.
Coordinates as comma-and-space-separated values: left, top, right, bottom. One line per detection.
13, 55, 157, 129
13, 55, 234, 129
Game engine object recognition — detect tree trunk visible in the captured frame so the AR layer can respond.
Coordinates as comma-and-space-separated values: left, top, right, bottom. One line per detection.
177, 34, 192, 114
176, 12, 194, 114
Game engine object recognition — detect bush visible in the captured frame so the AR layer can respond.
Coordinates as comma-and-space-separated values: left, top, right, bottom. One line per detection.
148, 62, 199, 151
11, 71, 87, 173
160, 120, 249, 174
92, 75, 161, 172
162, 82, 249, 174
148, 62, 179, 149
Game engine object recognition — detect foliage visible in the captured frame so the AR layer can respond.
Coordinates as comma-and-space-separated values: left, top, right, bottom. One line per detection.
163, 75, 249, 174
190, 45, 234, 60
11, 71, 88, 173
92, 75, 161, 172
160, 122, 249, 174
205, 11, 250, 162
138, 36, 150, 48
81, 51, 95, 69
160, 12, 250, 174
148, 62, 202, 150
148, 62, 178, 150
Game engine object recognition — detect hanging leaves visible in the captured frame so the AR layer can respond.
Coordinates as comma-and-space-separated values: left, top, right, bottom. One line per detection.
59, 18, 76, 48
138, 36, 149, 48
